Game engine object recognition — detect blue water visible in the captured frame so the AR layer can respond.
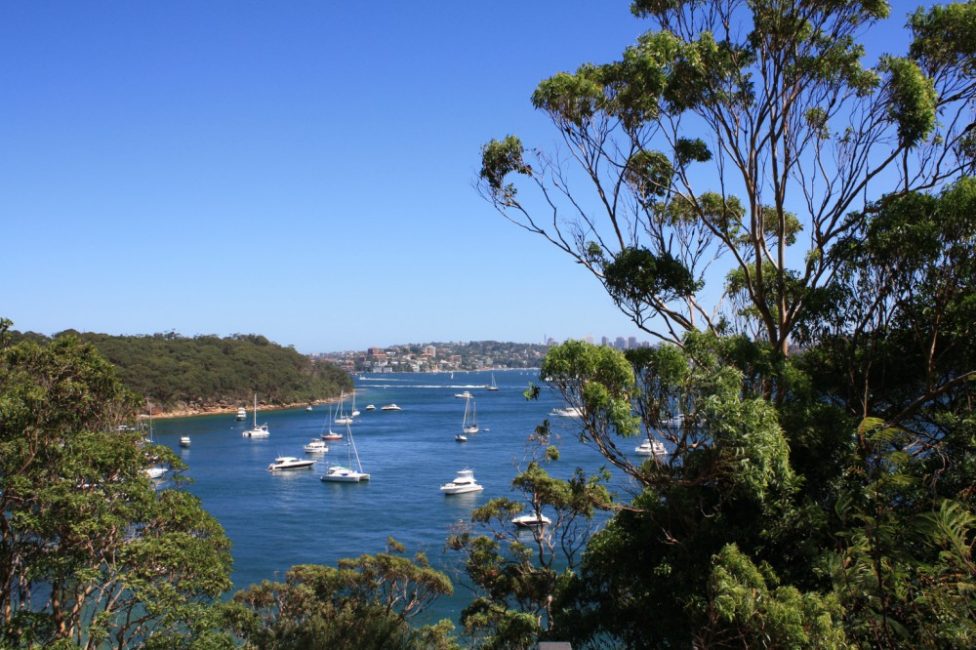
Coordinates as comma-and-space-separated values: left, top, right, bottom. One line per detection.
152, 370, 635, 624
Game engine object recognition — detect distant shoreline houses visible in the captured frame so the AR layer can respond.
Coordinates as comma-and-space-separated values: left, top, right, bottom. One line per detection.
314, 337, 652, 373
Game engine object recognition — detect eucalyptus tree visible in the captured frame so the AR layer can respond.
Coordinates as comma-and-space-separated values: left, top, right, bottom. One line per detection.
0, 325, 233, 649
479, 0, 976, 358
477, 1, 976, 646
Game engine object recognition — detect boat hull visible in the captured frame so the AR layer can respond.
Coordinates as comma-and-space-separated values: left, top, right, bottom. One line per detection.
440, 484, 484, 495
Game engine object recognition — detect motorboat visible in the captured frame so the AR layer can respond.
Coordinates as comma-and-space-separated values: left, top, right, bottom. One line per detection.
462, 395, 478, 434
179, 436, 191, 448
365, 404, 376, 411
304, 439, 329, 454
455, 434, 468, 443
635, 439, 667, 458
306, 405, 313, 412
512, 512, 552, 528
243, 394, 270, 438
321, 422, 370, 482
268, 456, 315, 471
550, 406, 583, 418
454, 391, 473, 399
440, 469, 484, 494
381, 403, 401, 411
236, 406, 247, 421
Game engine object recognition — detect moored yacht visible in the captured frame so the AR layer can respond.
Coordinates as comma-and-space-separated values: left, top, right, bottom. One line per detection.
512, 512, 552, 528
320, 422, 369, 482
268, 456, 316, 471
304, 439, 329, 454
365, 404, 376, 411
236, 406, 247, 421
462, 395, 479, 434
320, 465, 370, 482
144, 466, 168, 479
550, 406, 583, 418
635, 439, 667, 458
380, 403, 401, 411
179, 436, 191, 447
242, 394, 270, 438
440, 469, 484, 495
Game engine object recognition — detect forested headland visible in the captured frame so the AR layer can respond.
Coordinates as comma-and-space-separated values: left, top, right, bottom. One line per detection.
7, 328, 352, 413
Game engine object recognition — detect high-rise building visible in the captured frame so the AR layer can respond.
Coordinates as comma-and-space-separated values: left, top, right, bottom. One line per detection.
601, 336, 609, 346
614, 336, 626, 349
628, 336, 637, 349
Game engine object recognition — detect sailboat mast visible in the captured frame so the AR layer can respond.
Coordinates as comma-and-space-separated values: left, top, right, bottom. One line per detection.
253, 393, 258, 428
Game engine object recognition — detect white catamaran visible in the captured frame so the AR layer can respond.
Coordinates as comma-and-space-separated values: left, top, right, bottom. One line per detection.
321, 422, 369, 482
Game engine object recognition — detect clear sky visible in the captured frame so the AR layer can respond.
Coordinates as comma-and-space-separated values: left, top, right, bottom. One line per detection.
0, 1, 922, 353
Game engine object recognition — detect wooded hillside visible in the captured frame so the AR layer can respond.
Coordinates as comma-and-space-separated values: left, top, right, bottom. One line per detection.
12, 329, 352, 409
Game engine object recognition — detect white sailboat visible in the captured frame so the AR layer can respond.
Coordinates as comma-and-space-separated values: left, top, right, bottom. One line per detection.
486, 373, 499, 391
462, 395, 479, 434
321, 400, 343, 441
242, 393, 270, 438
351, 391, 360, 418
334, 392, 353, 425
321, 422, 369, 482
143, 403, 168, 479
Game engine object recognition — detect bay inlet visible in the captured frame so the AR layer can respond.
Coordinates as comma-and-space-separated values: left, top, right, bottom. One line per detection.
151, 370, 633, 623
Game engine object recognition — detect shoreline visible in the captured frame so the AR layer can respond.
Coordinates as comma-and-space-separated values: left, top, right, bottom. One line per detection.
147, 392, 351, 420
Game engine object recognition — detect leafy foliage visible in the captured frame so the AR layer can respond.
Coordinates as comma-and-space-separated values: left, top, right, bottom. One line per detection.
0, 327, 233, 648
7, 329, 352, 410
227, 540, 457, 650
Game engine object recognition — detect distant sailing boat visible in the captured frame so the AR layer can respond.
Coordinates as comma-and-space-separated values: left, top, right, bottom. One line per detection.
462, 395, 479, 434
486, 373, 499, 392
242, 393, 270, 438
334, 392, 353, 425
321, 400, 343, 441
321, 421, 369, 482
143, 402, 168, 479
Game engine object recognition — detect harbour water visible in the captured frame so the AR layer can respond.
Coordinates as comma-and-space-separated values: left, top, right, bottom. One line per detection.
152, 370, 636, 624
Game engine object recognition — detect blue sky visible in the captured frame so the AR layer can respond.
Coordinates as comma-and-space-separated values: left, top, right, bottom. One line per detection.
0, 2, 922, 352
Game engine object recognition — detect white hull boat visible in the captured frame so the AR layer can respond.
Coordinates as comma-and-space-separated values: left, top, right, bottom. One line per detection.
144, 466, 167, 479
551, 406, 583, 418
304, 440, 329, 454
635, 439, 666, 457
243, 394, 270, 438
321, 422, 369, 483
381, 404, 401, 411
512, 512, 552, 528
321, 465, 370, 482
179, 436, 191, 447
461, 394, 479, 435
440, 469, 484, 494
268, 456, 315, 471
